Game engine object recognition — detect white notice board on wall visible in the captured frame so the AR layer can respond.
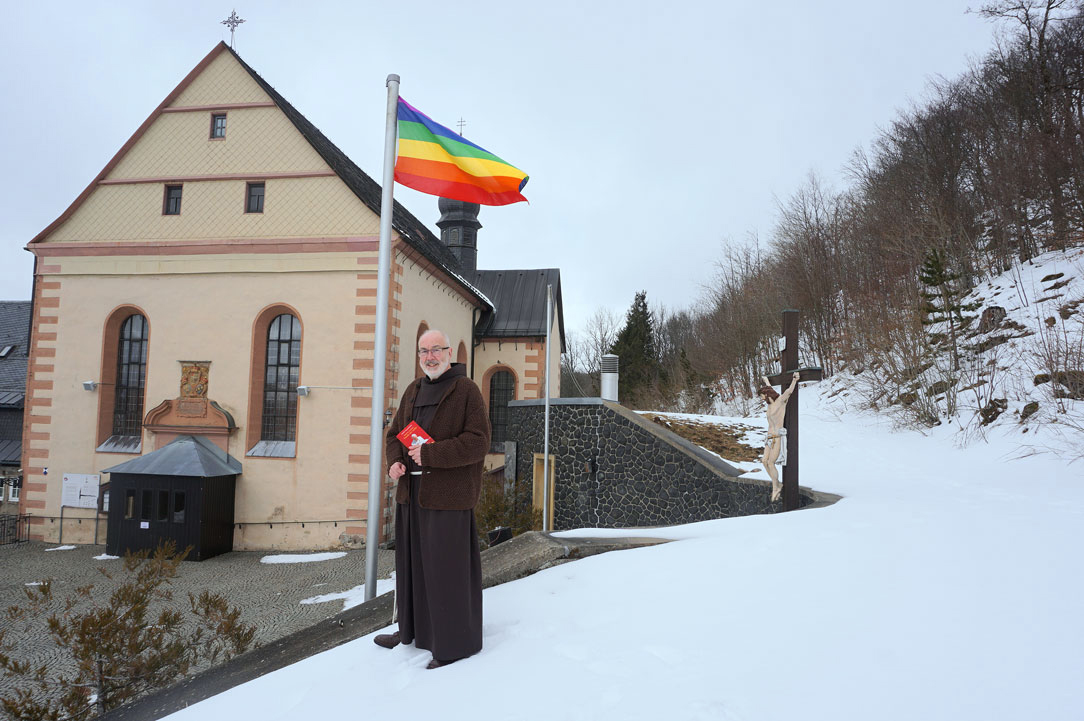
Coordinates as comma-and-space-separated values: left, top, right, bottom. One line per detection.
61, 473, 101, 509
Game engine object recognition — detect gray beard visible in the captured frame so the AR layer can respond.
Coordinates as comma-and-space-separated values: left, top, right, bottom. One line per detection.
423, 362, 449, 380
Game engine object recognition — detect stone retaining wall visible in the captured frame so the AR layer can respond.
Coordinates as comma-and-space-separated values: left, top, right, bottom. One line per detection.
507, 399, 815, 530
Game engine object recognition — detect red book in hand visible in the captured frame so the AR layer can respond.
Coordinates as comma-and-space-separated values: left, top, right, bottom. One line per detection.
396, 421, 434, 449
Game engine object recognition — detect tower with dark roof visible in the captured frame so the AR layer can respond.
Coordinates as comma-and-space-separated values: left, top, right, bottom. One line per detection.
436, 198, 482, 272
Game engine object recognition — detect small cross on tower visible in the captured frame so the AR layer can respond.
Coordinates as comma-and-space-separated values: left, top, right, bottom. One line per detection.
222, 10, 245, 48
765, 309, 823, 511
456, 118, 467, 136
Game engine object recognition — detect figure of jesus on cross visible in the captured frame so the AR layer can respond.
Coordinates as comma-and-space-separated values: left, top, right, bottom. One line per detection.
761, 309, 823, 511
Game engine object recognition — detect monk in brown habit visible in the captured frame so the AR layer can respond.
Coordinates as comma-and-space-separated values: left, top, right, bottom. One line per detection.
374, 329, 490, 669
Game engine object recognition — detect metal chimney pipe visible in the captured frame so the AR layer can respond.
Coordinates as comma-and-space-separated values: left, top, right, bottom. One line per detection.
600, 354, 619, 402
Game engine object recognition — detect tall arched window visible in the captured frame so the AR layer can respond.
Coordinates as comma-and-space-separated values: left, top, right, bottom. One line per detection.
113, 314, 148, 436
247, 306, 303, 457
261, 314, 301, 442
488, 370, 515, 452
97, 308, 150, 453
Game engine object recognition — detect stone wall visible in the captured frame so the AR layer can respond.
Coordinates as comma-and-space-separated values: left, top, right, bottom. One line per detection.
507, 399, 818, 530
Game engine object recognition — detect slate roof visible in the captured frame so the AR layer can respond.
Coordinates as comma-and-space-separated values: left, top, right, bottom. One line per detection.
471, 269, 565, 351
0, 439, 20, 465
224, 46, 492, 311
102, 435, 242, 478
0, 301, 31, 404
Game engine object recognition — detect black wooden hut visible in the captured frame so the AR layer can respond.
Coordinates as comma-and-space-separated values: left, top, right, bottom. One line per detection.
103, 435, 241, 561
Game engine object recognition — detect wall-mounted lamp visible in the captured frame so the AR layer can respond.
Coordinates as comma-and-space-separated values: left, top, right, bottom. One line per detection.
82, 381, 98, 391
383, 408, 393, 427
296, 386, 310, 397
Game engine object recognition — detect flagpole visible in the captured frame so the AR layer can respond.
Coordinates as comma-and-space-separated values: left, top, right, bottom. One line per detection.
365, 73, 400, 602
542, 283, 552, 532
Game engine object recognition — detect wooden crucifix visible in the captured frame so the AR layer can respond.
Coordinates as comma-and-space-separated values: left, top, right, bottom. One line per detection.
765, 309, 823, 511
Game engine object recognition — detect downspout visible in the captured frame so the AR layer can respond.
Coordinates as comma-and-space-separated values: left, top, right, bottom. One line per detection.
22, 250, 37, 518
25, 251, 36, 358
470, 306, 481, 379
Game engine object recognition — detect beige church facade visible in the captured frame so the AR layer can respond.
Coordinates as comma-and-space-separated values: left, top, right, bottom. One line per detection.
20, 43, 562, 551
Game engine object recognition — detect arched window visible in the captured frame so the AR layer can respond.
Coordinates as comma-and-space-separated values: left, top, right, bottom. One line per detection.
97, 308, 150, 453
261, 314, 301, 442
113, 314, 148, 436
414, 322, 429, 379
488, 370, 515, 452
247, 306, 302, 457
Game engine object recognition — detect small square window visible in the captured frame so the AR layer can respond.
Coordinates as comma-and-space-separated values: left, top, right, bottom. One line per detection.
211, 113, 227, 139
246, 182, 265, 214
163, 185, 182, 215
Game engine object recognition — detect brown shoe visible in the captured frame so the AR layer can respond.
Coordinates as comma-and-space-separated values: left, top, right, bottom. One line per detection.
373, 631, 400, 649
426, 657, 460, 669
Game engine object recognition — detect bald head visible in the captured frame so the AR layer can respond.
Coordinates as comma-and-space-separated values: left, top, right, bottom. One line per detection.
418, 329, 453, 380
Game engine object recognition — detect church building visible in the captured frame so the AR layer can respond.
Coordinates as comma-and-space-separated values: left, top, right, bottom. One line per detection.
19, 42, 563, 552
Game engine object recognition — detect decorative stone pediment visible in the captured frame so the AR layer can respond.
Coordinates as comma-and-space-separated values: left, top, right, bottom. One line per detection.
144, 362, 237, 451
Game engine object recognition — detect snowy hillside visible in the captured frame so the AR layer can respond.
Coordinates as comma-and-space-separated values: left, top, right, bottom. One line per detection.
812, 247, 1084, 462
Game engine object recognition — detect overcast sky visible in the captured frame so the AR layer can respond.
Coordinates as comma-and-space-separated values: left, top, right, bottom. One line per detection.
0, 1, 1001, 334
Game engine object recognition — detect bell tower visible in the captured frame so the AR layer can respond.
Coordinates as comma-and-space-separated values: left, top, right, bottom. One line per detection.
436, 197, 482, 272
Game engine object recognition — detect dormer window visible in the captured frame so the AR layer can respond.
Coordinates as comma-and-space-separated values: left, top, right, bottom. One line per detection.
0, 345, 13, 358
211, 113, 227, 139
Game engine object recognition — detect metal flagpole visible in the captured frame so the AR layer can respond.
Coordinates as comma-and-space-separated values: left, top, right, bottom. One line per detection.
542, 284, 552, 532
364, 74, 400, 602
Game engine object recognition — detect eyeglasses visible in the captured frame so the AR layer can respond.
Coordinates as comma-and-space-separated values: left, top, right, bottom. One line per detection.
417, 346, 450, 357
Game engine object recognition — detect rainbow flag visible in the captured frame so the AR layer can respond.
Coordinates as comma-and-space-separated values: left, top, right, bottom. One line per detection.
394, 98, 528, 206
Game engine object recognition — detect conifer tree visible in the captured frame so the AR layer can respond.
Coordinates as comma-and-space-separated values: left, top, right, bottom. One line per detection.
609, 291, 660, 407
919, 248, 980, 371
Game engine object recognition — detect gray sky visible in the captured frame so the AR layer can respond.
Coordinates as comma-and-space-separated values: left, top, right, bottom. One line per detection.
0, 1, 999, 334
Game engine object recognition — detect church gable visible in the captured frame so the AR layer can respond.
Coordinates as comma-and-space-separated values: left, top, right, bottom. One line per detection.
169, 49, 270, 107
36, 44, 379, 245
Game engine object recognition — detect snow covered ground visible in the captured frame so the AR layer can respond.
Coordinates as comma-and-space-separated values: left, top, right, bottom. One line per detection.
162, 390, 1083, 721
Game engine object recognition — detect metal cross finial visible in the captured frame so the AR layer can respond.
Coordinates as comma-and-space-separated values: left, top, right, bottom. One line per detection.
222, 10, 245, 48
456, 118, 466, 136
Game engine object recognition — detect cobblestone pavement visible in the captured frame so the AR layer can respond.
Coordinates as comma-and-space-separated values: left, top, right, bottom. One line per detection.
0, 541, 395, 705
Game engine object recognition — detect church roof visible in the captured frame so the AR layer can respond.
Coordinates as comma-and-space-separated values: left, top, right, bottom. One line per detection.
102, 434, 242, 478
471, 269, 565, 351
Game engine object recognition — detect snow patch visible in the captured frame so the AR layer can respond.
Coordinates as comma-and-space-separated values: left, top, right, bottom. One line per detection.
260, 552, 347, 565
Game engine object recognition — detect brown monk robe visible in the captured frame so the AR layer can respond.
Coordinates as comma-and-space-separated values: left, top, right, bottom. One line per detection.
378, 338, 490, 668
396, 363, 483, 662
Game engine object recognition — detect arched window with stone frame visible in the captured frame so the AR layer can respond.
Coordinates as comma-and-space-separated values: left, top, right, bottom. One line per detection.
483, 365, 517, 453
96, 307, 150, 454
247, 306, 302, 457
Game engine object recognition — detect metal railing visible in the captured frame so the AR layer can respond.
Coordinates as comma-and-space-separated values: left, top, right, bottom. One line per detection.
0, 514, 29, 545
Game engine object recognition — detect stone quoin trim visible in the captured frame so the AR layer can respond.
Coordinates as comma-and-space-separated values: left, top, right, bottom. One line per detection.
21, 272, 62, 538
524, 340, 546, 397
344, 252, 382, 538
